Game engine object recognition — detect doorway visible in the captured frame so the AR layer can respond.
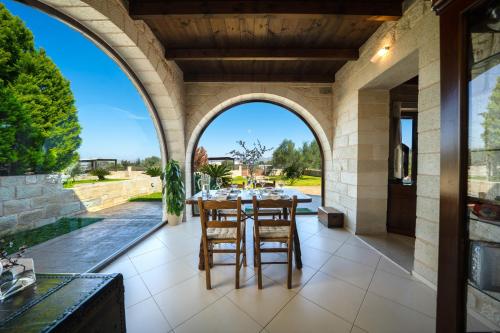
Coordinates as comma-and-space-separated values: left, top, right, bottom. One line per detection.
387, 77, 419, 237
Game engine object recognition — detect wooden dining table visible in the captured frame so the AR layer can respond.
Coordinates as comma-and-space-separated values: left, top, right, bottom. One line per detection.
186, 188, 312, 270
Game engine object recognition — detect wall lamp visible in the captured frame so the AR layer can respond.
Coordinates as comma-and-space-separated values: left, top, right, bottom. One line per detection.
370, 46, 390, 63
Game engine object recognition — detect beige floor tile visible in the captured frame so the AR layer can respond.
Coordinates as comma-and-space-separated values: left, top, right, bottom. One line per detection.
350, 326, 368, 333
124, 275, 152, 308
164, 236, 200, 257
319, 228, 352, 243
298, 245, 332, 269
140, 259, 198, 295
127, 236, 166, 258
154, 274, 222, 328
203, 264, 256, 295
345, 237, 374, 250
320, 255, 376, 290
376, 256, 411, 279
304, 235, 344, 254
355, 293, 435, 333
100, 256, 138, 280
299, 272, 365, 323
262, 263, 316, 291
226, 276, 296, 326
335, 244, 381, 267
175, 297, 262, 333
266, 295, 352, 333
130, 246, 177, 273
368, 270, 437, 318
126, 298, 172, 333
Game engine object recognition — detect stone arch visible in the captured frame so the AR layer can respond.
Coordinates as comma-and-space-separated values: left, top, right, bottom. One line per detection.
24, 0, 187, 221
26, 0, 186, 164
185, 91, 334, 215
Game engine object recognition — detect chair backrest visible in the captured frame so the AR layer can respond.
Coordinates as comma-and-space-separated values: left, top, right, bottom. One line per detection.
197, 197, 243, 239
252, 195, 298, 238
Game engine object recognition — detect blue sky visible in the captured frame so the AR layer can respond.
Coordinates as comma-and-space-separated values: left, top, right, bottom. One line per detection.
198, 103, 315, 157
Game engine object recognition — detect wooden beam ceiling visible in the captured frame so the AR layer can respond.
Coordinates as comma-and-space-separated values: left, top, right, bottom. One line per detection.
183, 73, 334, 83
165, 48, 359, 61
129, 1, 402, 20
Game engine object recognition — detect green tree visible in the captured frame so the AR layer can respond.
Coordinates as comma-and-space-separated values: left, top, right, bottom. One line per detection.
143, 156, 161, 168
272, 139, 298, 168
482, 77, 500, 180
0, 4, 81, 175
301, 141, 321, 169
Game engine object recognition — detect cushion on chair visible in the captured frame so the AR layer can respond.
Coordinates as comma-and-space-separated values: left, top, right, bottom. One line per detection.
207, 224, 244, 239
258, 226, 290, 238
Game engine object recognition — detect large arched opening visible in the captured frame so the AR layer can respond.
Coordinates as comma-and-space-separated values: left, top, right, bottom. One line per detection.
185, 94, 333, 216
0, 0, 180, 273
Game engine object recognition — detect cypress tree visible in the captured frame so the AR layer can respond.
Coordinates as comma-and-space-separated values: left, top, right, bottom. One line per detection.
0, 4, 81, 175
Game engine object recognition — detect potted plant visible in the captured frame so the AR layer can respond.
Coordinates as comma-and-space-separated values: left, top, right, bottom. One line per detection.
163, 160, 185, 226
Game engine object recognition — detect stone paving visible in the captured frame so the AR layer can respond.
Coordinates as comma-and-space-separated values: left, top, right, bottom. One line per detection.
23, 202, 162, 274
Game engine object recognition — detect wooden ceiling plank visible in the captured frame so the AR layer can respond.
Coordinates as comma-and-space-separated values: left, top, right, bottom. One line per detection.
183, 73, 334, 83
165, 48, 358, 60
129, 1, 402, 20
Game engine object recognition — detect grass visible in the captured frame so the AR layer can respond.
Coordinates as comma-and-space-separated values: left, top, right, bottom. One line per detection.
231, 175, 321, 186
129, 192, 162, 202
2, 217, 103, 255
63, 178, 127, 188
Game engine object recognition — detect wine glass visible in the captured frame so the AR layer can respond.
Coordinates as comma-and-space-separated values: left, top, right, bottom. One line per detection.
216, 177, 223, 190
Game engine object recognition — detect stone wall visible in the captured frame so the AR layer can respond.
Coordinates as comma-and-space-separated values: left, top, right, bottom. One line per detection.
183, 82, 334, 216
0, 175, 161, 235
73, 176, 161, 212
331, 0, 441, 286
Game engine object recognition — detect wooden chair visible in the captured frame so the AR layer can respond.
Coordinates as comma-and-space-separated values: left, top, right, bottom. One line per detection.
252, 195, 298, 289
198, 197, 247, 289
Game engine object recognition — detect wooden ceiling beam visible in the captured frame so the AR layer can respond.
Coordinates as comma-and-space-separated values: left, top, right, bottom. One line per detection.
129, 1, 402, 20
183, 73, 334, 83
166, 48, 358, 61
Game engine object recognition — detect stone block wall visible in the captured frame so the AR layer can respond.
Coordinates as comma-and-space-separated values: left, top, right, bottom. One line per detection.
183, 82, 334, 216
0, 175, 161, 235
0, 175, 83, 235
73, 176, 161, 212
332, 0, 441, 286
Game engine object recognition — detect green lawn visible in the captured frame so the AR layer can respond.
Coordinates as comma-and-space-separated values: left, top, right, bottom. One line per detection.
129, 192, 162, 202
63, 178, 127, 188
231, 175, 321, 186
2, 217, 103, 255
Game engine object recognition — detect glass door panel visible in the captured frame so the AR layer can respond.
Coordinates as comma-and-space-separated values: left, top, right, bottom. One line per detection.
466, 1, 500, 331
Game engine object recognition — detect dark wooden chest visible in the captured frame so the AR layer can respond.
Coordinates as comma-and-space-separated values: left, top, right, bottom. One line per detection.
318, 206, 344, 228
0, 273, 125, 333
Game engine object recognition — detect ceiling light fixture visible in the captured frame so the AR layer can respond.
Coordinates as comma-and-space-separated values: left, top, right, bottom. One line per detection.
370, 46, 390, 63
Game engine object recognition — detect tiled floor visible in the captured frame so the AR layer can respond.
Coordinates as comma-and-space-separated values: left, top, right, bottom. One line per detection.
357, 233, 415, 273
100, 215, 437, 333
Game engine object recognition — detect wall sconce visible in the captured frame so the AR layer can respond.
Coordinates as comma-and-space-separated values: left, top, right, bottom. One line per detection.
370, 46, 390, 63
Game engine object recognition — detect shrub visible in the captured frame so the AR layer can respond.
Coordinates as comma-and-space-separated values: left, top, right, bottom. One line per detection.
200, 164, 232, 187
90, 168, 110, 180
145, 166, 162, 177
283, 163, 303, 185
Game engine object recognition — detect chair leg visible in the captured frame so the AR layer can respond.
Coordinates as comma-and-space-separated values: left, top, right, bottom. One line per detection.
255, 242, 263, 289
242, 227, 247, 267
203, 239, 211, 290
287, 241, 293, 289
235, 241, 241, 289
